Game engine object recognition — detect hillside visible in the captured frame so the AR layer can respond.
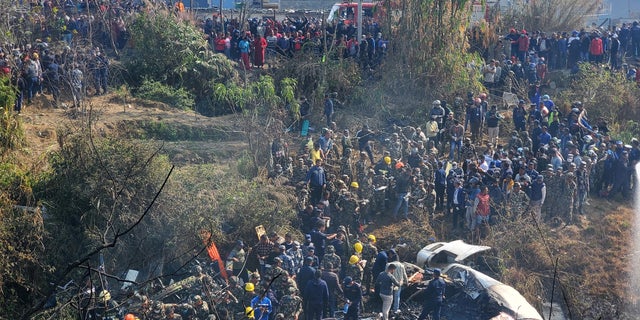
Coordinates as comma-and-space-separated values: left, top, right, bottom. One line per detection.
16, 90, 639, 319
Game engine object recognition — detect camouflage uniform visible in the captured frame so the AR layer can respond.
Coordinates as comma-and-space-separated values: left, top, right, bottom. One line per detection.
228, 284, 246, 318
341, 156, 353, 178
422, 189, 437, 216
542, 170, 559, 220
360, 242, 378, 292
561, 172, 577, 224
344, 262, 364, 283
506, 189, 529, 220
460, 142, 477, 162
576, 168, 589, 215
292, 160, 308, 184
355, 158, 368, 184
296, 190, 309, 212
266, 264, 290, 298
279, 288, 303, 320
508, 134, 523, 150
387, 137, 403, 160
321, 246, 342, 273
335, 192, 359, 231
371, 174, 389, 214
420, 162, 435, 184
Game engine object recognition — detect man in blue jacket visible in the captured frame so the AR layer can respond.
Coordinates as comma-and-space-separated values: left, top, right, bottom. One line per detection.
303, 270, 329, 320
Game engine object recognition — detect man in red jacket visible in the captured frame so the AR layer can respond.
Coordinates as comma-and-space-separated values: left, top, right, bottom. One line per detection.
589, 32, 604, 64
517, 29, 530, 63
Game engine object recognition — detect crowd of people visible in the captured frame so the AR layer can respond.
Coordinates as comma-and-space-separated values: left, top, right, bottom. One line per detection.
6, 1, 640, 318
478, 23, 640, 98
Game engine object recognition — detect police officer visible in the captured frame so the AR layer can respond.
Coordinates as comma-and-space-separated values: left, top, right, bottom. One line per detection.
342, 276, 363, 320
418, 268, 446, 320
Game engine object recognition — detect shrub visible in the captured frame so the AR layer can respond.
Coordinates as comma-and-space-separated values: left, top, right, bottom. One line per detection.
135, 79, 195, 110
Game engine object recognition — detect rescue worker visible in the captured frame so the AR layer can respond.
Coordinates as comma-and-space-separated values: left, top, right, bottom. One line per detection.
342, 276, 363, 320
417, 268, 446, 320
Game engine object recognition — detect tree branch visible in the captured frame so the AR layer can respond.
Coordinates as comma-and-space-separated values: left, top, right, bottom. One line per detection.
22, 165, 175, 320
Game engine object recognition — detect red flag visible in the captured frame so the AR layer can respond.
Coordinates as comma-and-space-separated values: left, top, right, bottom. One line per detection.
200, 230, 228, 280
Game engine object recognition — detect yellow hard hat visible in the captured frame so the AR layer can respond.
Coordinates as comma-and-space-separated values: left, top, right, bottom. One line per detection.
354, 242, 363, 253
368, 234, 376, 242
245, 306, 255, 319
384, 156, 391, 165
98, 290, 111, 302
349, 255, 359, 265
350, 181, 359, 188
245, 282, 255, 292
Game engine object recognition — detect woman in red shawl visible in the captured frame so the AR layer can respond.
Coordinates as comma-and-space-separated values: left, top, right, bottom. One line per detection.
253, 34, 267, 68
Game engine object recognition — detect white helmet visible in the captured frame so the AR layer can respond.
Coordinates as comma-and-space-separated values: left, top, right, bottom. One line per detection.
432, 100, 441, 106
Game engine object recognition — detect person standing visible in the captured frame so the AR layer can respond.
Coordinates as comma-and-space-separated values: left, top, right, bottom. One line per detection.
375, 264, 399, 320
226, 240, 246, 281
342, 276, 362, 320
529, 175, 546, 221
93, 50, 109, 95
306, 159, 327, 205
452, 179, 466, 230
393, 168, 412, 220
449, 120, 464, 161
485, 105, 503, 145
357, 124, 375, 163
472, 186, 491, 242
239, 34, 251, 70
417, 268, 446, 320
303, 270, 329, 320
434, 162, 446, 210
387, 260, 409, 314
251, 293, 273, 320
253, 34, 267, 68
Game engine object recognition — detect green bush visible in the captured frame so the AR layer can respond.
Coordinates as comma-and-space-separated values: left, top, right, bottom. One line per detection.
135, 79, 195, 110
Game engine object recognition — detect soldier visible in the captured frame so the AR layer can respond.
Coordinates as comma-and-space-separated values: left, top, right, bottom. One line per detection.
562, 164, 578, 224
344, 255, 364, 283
387, 132, 404, 160
371, 172, 390, 214
190, 295, 214, 320
192, 265, 216, 297
224, 276, 245, 319
296, 189, 310, 213
279, 286, 303, 320
148, 301, 165, 320
576, 162, 590, 215
423, 183, 437, 217
287, 241, 304, 274
341, 147, 354, 178
267, 257, 290, 299
322, 245, 342, 274
506, 182, 529, 220
360, 234, 378, 294
541, 165, 559, 221
335, 190, 359, 232
460, 138, 478, 163
226, 240, 246, 281
293, 158, 309, 185
355, 152, 369, 184
508, 131, 523, 151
